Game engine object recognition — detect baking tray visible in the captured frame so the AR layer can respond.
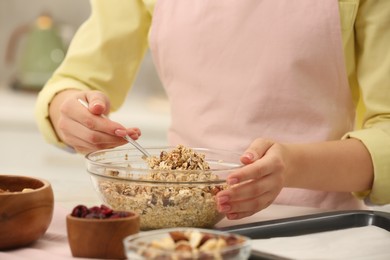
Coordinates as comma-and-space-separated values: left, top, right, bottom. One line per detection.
218, 210, 390, 260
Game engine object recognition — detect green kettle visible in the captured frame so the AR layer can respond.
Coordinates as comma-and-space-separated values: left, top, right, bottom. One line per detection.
6, 13, 66, 90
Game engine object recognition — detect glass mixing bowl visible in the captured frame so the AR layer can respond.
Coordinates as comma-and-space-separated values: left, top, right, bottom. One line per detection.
86, 146, 242, 230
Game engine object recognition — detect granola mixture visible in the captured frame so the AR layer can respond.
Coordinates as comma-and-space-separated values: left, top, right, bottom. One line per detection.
134, 229, 247, 259
145, 145, 211, 171
96, 145, 227, 230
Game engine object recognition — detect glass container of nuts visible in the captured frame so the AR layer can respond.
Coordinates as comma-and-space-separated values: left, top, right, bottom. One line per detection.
123, 228, 251, 260
86, 145, 243, 230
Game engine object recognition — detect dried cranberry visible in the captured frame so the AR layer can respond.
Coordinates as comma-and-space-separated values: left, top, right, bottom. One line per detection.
85, 212, 106, 219
109, 213, 121, 219
109, 212, 128, 219
100, 205, 113, 217
70, 204, 131, 219
88, 206, 101, 213
71, 205, 89, 218
118, 211, 131, 218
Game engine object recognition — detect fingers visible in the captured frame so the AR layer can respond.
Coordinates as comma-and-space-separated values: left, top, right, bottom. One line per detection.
217, 186, 275, 220
217, 175, 283, 220
227, 146, 284, 185
131, 127, 142, 137
115, 128, 141, 139
85, 91, 111, 116
57, 114, 128, 153
240, 138, 274, 164
71, 94, 137, 139
51, 89, 142, 153
76, 93, 141, 141
216, 140, 286, 220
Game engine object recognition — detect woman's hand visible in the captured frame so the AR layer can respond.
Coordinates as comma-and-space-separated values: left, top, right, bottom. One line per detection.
49, 89, 141, 154
216, 138, 286, 220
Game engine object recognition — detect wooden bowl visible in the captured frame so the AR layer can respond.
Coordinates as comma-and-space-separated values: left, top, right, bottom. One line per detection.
66, 211, 140, 259
0, 175, 54, 250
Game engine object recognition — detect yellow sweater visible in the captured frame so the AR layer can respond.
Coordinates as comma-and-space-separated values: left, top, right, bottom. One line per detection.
35, 0, 390, 204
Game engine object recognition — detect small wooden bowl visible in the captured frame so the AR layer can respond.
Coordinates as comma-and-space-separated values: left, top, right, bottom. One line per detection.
66, 211, 140, 259
0, 175, 54, 250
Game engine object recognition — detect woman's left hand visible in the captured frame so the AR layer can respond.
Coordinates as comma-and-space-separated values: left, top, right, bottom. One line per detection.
216, 138, 286, 220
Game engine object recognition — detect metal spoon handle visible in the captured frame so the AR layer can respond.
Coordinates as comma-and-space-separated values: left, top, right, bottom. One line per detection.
122, 135, 150, 157
77, 98, 150, 157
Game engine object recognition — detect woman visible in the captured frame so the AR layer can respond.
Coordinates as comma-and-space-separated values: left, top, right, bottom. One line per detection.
35, 0, 390, 220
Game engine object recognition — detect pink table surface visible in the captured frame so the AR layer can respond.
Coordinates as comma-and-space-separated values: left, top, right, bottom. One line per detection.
0, 206, 83, 260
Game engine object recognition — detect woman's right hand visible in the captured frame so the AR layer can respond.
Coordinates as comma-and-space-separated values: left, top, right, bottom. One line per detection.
49, 89, 141, 154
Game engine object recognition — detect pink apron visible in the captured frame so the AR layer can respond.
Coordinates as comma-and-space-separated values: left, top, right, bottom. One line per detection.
149, 0, 366, 210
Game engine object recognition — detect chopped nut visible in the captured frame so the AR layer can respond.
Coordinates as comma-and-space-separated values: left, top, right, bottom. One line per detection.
199, 238, 219, 251
189, 230, 203, 249
150, 237, 175, 250
199, 233, 214, 247
21, 188, 34, 192
175, 241, 192, 252
170, 231, 189, 243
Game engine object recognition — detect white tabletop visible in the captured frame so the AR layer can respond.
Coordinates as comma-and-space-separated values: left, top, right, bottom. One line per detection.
0, 203, 333, 260
3, 203, 389, 259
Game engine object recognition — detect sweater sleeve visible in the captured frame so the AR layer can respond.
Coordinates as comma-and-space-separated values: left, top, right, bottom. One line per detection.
34, 0, 151, 149
343, 0, 390, 205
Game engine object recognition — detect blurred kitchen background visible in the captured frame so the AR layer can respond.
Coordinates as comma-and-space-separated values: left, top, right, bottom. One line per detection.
0, 0, 170, 142
0, 0, 170, 208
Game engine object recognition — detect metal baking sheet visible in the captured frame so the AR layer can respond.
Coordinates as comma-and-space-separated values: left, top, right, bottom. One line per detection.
218, 210, 390, 260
